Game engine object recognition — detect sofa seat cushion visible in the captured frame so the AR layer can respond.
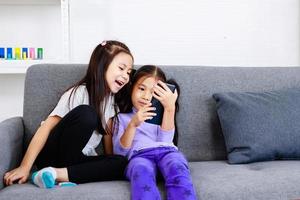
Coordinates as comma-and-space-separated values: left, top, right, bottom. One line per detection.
189, 161, 300, 200
1, 161, 300, 200
0, 181, 131, 200
0, 179, 167, 200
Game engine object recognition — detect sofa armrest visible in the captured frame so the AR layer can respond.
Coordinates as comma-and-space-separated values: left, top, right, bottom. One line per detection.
0, 117, 24, 190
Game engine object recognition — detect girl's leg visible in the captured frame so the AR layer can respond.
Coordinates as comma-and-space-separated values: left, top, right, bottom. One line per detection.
126, 157, 160, 200
34, 105, 128, 185
67, 155, 128, 183
33, 105, 104, 187
36, 104, 100, 169
158, 150, 197, 200
33, 155, 128, 187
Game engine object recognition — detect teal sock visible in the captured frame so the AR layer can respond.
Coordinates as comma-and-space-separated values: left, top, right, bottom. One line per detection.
32, 167, 57, 188
58, 182, 77, 187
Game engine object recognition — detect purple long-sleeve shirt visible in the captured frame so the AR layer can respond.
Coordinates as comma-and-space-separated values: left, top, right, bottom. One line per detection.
113, 107, 177, 159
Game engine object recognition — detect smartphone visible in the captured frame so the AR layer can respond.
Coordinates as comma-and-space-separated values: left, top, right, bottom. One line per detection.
145, 83, 176, 125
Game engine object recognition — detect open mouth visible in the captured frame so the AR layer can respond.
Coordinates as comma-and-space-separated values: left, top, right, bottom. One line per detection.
115, 80, 124, 87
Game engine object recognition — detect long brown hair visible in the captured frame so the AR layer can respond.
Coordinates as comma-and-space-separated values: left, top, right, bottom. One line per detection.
68, 40, 133, 134
123, 65, 180, 146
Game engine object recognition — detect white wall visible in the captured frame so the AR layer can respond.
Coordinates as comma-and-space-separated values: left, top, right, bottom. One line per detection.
0, 2, 61, 122
0, 4, 62, 61
70, 0, 300, 66
0, 0, 300, 122
0, 74, 25, 122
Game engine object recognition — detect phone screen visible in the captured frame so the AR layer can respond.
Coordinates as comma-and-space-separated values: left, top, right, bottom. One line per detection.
145, 83, 176, 125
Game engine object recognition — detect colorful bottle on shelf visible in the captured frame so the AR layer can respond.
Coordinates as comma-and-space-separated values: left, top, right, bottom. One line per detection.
29, 48, 35, 59
37, 48, 43, 59
0, 48, 4, 59
22, 48, 28, 59
15, 48, 21, 60
0, 47, 44, 60
6, 48, 13, 59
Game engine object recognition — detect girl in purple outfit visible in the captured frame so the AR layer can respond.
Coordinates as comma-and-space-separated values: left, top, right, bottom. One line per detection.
113, 65, 197, 200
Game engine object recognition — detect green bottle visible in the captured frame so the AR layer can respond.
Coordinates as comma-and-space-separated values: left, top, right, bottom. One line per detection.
37, 48, 43, 59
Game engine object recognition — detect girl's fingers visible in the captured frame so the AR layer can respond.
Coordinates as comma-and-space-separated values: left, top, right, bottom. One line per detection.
5, 173, 13, 185
18, 176, 27, 184
8, 174, 16, 185
10, 174, 22, 185
152, 92, 162, 101
139, 106, 155, 114
144, 106, 156, 112
157, 80, 170, 91
153, 89, 164, 98
154, 83, 166, 94
6, 172, 20, 186
145, 116, 154, 120
4, 172, 10, 180
146, 111, 156, 117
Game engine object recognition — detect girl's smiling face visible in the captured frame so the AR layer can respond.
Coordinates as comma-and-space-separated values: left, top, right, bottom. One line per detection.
105, 52, 133, 93
131, 76, 158, 110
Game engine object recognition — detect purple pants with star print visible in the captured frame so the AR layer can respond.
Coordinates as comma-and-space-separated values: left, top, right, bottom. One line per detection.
125, 146, 197, 200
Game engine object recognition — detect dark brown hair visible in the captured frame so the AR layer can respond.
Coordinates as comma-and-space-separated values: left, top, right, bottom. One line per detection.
68, 40, 133, 134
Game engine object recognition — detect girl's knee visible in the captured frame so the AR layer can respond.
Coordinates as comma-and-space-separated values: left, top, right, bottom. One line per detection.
113, 155, 128, 170
72, 105, 98, 127
168, 161, 189, 175
133, 163, 153, 172
127, 161, 155, 178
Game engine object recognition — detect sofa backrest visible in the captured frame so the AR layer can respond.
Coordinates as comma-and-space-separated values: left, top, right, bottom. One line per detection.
24, 64, 300, 161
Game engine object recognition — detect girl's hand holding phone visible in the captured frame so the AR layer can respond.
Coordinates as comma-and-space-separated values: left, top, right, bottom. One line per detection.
153, 80, 178, 111
130, 102, 156, 127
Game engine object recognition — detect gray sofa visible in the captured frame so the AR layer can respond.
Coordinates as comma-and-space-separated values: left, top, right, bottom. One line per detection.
1, 64, 300, 200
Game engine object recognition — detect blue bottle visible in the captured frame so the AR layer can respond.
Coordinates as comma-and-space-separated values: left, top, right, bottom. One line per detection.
7, 48, 13, 59
0, 48, 4, 59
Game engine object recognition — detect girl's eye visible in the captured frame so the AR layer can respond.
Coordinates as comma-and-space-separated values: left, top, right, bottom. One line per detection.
139, 87, 145, 91
119, 66, 124, 70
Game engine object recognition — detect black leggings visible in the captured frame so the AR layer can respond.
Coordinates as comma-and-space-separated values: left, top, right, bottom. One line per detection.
35, 105, 128, 183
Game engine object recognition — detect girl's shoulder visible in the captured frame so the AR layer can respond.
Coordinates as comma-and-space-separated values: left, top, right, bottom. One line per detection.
59, 84, 89, 107
71, 84, 87, 93
64, 84, 88, 97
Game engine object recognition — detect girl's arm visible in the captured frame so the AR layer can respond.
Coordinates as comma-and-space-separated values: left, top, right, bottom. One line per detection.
120, 121, 137, 148
120, 104, 156, 148
153, 80, 178, 131
103, 119, 113, 155
4, 116, 61, 185
103, 134, 113, 155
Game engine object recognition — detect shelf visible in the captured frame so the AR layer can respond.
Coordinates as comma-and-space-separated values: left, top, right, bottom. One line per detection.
0, 60, 62, 74
0, 0, 70, 74
0, 0, 60, 5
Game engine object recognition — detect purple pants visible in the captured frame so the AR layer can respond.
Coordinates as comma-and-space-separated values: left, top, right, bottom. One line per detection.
125, 147, 197, 200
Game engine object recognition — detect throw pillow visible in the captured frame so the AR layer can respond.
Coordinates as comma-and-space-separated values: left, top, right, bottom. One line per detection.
213, 88, 300, 164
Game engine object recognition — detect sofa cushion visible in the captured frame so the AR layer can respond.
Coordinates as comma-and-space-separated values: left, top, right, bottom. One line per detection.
190, 161, 300, 200
213, 88, 300, 164
0, 179, 167, 200
1, 161, 299, 200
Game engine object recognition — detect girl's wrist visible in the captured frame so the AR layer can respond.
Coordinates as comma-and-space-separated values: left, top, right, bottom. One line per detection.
128, 121, 138, 128
164, 105, 176, 113
20, 163, 31, 171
